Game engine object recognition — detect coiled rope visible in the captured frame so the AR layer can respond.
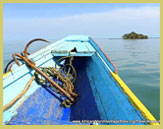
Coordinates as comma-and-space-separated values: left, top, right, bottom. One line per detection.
4, 38, 78, 111
34, 56, 78, 107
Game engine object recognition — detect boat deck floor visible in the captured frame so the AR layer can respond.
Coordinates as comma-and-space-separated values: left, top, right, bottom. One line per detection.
7, 57, 100, 125
6, 57, 146, 125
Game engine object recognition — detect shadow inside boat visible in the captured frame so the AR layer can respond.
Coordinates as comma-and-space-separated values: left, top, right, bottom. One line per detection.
8, 57, 100, 125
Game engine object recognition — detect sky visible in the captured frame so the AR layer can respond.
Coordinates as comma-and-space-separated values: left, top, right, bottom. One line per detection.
3, 3, 160, 40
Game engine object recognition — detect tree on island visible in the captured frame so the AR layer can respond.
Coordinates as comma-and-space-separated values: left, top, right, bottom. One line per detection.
122, 32, 148, 39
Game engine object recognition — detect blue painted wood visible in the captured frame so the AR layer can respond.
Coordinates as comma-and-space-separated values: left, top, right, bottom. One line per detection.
64, 35, 89, 42
70, 57, 100, 121
88, 37, 116, 73
3, 35, 147, 125
7, 87, 88, 125
6, 57, 100, 125
51, 40, 95, 56
3, 58, 59, 124
52, 52, 94, 57
85, 54, 146, 125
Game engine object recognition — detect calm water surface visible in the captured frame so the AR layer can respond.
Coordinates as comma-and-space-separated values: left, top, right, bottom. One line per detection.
96, 38, 160, 120
3, 38, 160, 120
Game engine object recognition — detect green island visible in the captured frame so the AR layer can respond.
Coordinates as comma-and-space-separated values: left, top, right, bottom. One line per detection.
122, 32, 148, 39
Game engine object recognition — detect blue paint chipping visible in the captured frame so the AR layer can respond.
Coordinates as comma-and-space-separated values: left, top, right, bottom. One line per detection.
7, 57, 100, 125
8, 87, 72, 125
85, 54, 146, 125
3, 35, 148, 125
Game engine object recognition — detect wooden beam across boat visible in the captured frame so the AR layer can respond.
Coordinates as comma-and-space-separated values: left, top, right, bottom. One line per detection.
3, 35, 159, 125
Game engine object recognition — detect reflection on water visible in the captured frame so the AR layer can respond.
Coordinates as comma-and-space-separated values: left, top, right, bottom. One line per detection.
95, 38, 160, 120
3, 38, 160, 120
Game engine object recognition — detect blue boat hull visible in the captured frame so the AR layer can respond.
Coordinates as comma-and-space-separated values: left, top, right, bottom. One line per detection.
3, 35, 158, 125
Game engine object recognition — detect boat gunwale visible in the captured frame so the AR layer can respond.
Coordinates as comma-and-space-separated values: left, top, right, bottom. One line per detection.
3, 35, 159, 125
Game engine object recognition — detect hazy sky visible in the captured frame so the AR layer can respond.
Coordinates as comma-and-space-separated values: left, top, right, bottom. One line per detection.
3, 3, 160, 40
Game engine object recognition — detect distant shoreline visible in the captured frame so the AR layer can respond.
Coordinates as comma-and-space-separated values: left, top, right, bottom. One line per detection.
3, 37, 160, 42
95, 37, 160, 39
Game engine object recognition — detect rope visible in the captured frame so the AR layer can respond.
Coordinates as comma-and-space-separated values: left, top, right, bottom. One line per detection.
3, 76, 35, 112
55, 56, 77, 83
34, 56, 78, 107
4, 38, 78, 109
34, 59, 78, 107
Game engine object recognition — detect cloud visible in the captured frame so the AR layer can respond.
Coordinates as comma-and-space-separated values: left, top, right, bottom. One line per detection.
4, 6, 160, 40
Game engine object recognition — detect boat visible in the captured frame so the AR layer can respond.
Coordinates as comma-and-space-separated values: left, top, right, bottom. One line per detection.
3, 35, 159, 125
